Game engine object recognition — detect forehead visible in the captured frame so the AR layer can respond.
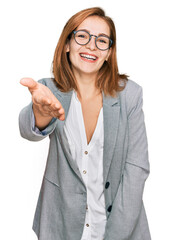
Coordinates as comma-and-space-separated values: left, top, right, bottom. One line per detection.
76, 16, 110, 36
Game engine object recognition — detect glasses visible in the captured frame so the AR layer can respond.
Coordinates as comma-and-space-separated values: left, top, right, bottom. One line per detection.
73, 30, 113, 51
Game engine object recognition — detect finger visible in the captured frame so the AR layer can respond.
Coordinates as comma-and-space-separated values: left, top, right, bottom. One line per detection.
20, 78, 38, 90
39, 102, 60, 115
41, 97, 52, 105
33, 96, 52, 105
48, 105, 64, 117
58, 113, 65, 121
41, 104, 60, 114
50, 102, 62, 111
35, 104, 52, 117
53, 113, 65, 121
58, 108, 65, 115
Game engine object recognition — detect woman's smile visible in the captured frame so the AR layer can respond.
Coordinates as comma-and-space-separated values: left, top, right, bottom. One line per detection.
79, 52, 98, 63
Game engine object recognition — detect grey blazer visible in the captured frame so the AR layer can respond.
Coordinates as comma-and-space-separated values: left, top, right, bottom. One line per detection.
19, 78, 151, 240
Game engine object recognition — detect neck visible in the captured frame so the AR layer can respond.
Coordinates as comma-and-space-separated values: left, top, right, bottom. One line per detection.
74, 71, 101, 100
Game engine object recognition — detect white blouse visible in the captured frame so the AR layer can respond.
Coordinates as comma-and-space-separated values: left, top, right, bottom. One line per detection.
63, 90, 107, 240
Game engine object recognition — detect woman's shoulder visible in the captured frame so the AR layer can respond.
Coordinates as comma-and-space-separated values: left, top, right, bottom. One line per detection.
120, 79, 142, 95
118, 79, 143, 113
119, 79, 143, 98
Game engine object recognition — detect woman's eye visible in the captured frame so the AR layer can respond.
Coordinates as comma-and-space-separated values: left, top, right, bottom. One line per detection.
97, 38, 107, 44
97, 36, 110, 45
99, 39, 106, 43
78, 34, 86, 38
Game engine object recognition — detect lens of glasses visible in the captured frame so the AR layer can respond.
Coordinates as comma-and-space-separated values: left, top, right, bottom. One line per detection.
96, 36, 110, 50
74, 31, 90, 45
74, 30, 111, 50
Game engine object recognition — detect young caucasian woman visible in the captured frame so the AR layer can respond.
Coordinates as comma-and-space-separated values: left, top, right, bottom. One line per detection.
19, 7, 151, 240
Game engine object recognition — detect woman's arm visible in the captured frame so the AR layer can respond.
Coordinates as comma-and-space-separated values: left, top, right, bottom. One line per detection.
19, 78, 65, 141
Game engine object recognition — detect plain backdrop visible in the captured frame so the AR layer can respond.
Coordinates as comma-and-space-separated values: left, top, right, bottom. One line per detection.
0, 0, 170, 239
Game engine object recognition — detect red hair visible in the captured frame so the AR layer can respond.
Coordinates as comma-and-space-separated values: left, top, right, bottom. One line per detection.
52, 7, 128, 96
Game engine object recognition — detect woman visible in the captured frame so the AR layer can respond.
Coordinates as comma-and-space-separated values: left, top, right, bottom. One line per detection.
19, 7, 151, 240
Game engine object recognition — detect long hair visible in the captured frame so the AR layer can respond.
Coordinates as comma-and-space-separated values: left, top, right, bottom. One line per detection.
52, 7, 128, 96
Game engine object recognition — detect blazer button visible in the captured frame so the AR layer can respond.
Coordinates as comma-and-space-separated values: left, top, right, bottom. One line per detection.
105, 182, 110, 189
107, 205, 112, 212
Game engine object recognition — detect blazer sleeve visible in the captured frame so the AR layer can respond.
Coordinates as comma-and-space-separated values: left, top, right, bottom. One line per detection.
105, 86, 150, 239
18, 80, 58, 141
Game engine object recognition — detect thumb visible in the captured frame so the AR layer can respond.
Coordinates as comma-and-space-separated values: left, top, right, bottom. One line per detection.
20, 78, 38, 90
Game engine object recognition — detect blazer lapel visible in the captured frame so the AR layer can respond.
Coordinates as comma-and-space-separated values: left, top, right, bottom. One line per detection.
54, 90, 85, 183
53, 89, 73, 119
102, 92, 120, 183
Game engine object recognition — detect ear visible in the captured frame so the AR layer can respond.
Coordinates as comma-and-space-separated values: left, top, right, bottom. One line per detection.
65, 41, 70, 53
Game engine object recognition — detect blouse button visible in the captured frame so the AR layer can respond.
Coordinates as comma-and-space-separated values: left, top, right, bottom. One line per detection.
105, 182, 110, 189
83, 170, 87, 174
84, 151, 88, 155
86, 223, 89, 227
107, 205, 112, 212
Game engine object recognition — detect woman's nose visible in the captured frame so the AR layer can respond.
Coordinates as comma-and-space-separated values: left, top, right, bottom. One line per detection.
86, 36, 97, 50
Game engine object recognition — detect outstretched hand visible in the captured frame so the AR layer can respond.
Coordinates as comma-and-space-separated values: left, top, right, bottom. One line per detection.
20, 78, 65, 129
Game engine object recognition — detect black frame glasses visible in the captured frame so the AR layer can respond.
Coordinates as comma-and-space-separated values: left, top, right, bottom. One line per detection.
73, 30, 113, 51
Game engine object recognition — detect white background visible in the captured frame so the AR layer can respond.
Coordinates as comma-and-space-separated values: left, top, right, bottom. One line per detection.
0, 0, 170, 239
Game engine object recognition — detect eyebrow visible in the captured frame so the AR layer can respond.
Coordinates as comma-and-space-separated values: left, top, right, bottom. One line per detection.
77, 28, 110, 38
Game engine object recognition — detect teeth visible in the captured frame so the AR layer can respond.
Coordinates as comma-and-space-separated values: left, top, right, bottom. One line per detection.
80, 54, 97, 60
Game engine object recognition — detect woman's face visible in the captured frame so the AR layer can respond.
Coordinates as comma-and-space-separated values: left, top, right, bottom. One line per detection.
66, 16, 111, 78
